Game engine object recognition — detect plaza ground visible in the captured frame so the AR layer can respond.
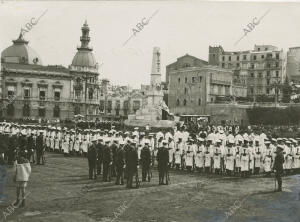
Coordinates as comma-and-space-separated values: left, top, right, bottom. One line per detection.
0, 153, 300, 222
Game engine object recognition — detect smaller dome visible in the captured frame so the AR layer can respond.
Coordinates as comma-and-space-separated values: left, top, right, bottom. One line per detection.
1, 32, 42, 65
71, 50, 97, 68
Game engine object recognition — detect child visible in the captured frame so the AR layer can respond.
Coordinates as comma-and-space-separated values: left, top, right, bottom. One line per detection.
13, 152, 31, 207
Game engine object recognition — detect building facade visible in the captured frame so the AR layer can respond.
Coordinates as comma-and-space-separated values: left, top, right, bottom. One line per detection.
208, 45, 286, 102
0, 21, 101, 121
167, 54, 235, 115
287, 47, 300, 83
98, 79, 145, 120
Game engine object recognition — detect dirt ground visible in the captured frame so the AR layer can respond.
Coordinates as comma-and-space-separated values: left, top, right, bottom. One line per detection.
0, 153, 300, 222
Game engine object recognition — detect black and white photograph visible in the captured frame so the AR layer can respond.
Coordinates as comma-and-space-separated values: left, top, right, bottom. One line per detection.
0, 0, 300, 221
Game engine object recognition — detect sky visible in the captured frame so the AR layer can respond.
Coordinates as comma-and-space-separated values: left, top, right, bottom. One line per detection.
1, 1, 300, 88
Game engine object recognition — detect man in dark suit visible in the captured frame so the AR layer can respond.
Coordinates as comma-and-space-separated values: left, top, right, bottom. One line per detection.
102, 140, 112, 182
36, 132, 44, 165
273, 145, 285, 192
141, 141, 151, 182
125, 140, 138, 188
157, 140, 169, 185
87, 139, 97, 180
115, 141, 125, 185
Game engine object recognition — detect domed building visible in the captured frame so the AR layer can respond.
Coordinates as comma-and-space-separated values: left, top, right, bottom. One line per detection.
0, 21, 101, 121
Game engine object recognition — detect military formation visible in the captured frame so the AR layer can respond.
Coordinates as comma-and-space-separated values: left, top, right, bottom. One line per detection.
0, 122, 299, 191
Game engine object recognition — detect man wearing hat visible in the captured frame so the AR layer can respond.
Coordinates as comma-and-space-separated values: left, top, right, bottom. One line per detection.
185, 139, 195, 172
96, 138, 104, 175
36, 132, 44, 165
253, 140, 263, 175
157, 140, 169, 185
115, 141, 125, 185
87, 139, 98, 180
140, 141, 151, 182
273, 144, 285, 191
263, 141, 273, 177
110, 139, 119, 178
125, 140, 139, 188
103, 139, 112, 182
195, 138, 205, 172
225, 140, 235, 175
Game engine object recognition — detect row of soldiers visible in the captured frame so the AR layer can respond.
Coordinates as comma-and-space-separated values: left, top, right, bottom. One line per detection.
1, 123, 299, 179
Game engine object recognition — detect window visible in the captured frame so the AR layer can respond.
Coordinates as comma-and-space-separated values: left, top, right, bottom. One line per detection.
198, 99, 201, 105
267, 63, 271, 68
228, 56, 231, 61
199, 76, 202, 82
185, 77, 187, 83
251, 63, 254, 69
265, 48, 268, 51
54, 91, 60, 101
7, 86, 15, 98
192, 77, 195, 83
176, 99, 180, 106
222, 56, 225, 61
258, 73, 262, 78
39, 90, 45, 100
183, 99, 187, 106
100, 100, 105, 112
276, 71, 279, 77
243, 55, 247, 60
107, 100, 112, 113
266, 88, 270, 94
24, 88, 30, 99
133, 100, 141, 111
237, 56, 240, 61
237, 63, 240, 68
253, 55, 257, 60
261, 55, 265, 59
7, 104, 14, 117
276, 53, 279, 59
53, 105, 60, 118
222, 63, 225, 68
184, 88, 188, 94
258, 48, 260, 51
250, 87, 254, 94
276, 62, 279, 68
178, 78, 180, 83
250, 73, 254, 78
267, 71, 270, 77
267, 79, 270, 85
88, 88, 93, 100
38, 108, 45, 117
23, 104, 30, 117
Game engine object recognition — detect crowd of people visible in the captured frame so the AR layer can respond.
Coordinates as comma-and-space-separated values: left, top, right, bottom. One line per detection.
0, 121, 298, 191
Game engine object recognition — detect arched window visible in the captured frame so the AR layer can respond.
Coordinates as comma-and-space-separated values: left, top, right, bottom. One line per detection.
7, 104, 14, 117
198, 99, 201, 106
74, 106, 80, 115
176, 99, 180, 106
23, 104, 30, 117
183, 99, 187, 106
184, 88, 188, 94
53, 105, 60, 118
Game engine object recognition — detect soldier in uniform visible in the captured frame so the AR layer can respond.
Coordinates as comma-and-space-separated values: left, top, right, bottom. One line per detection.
195, 138, 205, 173
157, 140, 169, 185
213, 139, 222, 174
225, 140, 235, 175
96, 138, 103, 175
140, 141, 151, 182
263, 141, 273, 177
125, 140, 138, 188
103, 140, 112, 182
185, 139, 194, 172
110, 139, 119, 178
87, 139, 97, 180
115, 141, 125, 185
36, 132, 44, 165
204, 139, 213, 173
273, 145, 285, 192
254, 140, 263, 174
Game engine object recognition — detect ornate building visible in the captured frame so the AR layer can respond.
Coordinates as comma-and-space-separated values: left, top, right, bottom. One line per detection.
0, 21, 101, 121
208, 45, 286, 102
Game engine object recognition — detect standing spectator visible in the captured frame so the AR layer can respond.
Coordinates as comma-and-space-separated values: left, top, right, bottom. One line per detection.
0, 153, 8, 203
13, 152, 31, 207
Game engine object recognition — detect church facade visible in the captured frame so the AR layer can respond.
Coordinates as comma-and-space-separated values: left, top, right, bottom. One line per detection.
0, 21, 101, 121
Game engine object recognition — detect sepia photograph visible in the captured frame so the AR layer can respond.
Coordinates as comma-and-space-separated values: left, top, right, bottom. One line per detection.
0, 0, 300, 221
